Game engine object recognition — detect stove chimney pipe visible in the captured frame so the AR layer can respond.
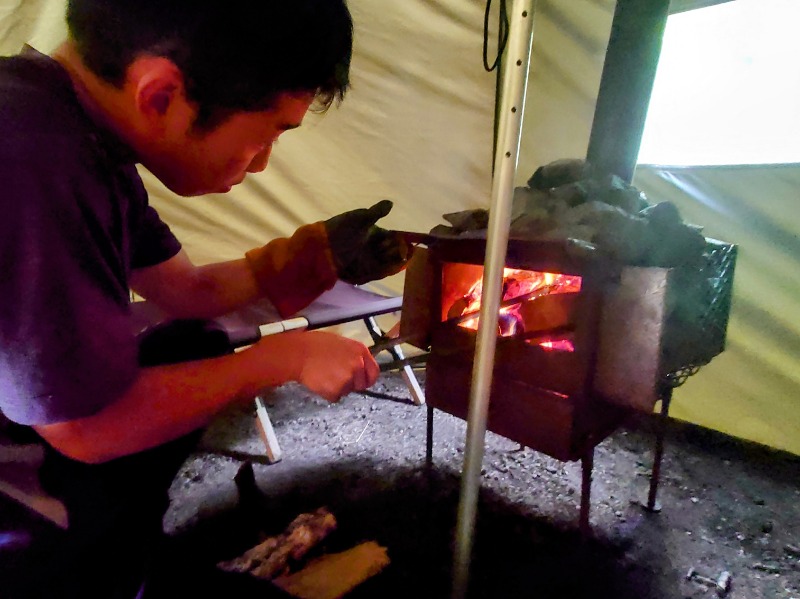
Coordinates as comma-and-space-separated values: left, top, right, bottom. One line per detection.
586, 0, 670, 184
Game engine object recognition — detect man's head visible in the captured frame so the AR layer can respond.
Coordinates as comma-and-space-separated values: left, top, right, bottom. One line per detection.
61, 0, 353, 196
66, 0, 353, 130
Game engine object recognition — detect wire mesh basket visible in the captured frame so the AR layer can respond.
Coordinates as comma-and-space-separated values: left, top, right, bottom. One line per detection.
661, 239, 738, 388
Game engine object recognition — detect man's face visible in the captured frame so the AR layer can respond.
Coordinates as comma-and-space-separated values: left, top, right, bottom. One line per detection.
146, 92, 314, 197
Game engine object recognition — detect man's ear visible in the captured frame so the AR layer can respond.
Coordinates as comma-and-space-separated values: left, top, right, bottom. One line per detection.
127, 57, 191, 128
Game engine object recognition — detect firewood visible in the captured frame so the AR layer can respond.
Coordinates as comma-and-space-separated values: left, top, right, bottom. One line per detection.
217, 507, 337, 580
273, 541, 390, 599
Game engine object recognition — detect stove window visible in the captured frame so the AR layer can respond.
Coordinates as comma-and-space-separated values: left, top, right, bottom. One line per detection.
440, 263, 581, 351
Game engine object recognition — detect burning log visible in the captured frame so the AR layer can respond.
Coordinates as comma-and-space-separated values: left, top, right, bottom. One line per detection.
447, 283, 557, 327
217, 507, 337, 581
443, 265, 582, 352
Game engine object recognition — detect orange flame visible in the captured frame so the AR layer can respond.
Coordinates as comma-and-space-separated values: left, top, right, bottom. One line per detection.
454, 268, 580, 351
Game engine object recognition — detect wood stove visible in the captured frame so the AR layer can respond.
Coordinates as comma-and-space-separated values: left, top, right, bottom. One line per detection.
401, 234, 737, 530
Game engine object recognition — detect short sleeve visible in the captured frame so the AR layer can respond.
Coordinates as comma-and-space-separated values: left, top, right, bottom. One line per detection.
0, 144, 141, 425
127, 169, 182, 269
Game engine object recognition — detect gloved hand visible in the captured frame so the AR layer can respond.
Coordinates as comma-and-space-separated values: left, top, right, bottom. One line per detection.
323, 199, 413, 285
245, 221, 339, 318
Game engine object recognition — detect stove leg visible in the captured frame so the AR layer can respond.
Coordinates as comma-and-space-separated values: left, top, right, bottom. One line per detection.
643, 388, 672, 512
580, 447, 594, 537
426, 404, 434, 469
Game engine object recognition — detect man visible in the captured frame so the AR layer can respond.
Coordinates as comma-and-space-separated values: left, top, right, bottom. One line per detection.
0, 1, 409, 596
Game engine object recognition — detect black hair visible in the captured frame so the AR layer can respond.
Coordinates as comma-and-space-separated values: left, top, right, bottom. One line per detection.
65, 0, 353, 130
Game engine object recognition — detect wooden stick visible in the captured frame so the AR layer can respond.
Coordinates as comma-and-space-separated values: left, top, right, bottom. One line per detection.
273, 541, 390, 599
217, 507, 337, 581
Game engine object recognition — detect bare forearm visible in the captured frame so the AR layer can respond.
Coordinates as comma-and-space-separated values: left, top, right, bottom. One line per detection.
130, 253, 263, 320
160, 258, 262, 319
35, 339, 298, 463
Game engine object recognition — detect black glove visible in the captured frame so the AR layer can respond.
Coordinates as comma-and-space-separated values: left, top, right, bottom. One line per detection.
324, 199, 413, 285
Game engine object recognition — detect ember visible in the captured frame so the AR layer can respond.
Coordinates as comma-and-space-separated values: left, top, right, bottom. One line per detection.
536, 338, 575, 352
449, 268, 581, 351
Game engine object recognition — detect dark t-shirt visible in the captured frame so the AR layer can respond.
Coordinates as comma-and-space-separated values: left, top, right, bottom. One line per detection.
0, 47, 181, 425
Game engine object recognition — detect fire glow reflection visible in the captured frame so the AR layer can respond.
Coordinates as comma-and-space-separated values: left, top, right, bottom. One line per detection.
449, 268, 581, 352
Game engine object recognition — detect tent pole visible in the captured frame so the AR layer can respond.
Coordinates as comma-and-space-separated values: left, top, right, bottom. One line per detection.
451, 2, 536, 598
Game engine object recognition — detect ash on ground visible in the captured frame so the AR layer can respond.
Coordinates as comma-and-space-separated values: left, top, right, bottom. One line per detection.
165, 372, 800, 599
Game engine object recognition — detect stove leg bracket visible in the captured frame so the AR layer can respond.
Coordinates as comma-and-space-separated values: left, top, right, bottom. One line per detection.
580, 447, 594, 537
642, 388, 672, 513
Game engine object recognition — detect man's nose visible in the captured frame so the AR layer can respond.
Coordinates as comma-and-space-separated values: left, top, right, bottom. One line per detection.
246, 145, 272, 173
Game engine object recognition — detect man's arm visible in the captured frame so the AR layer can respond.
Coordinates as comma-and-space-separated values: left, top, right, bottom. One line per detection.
131, 204, 412, 320
130, 249, 262, 319
34, 329, 378, 463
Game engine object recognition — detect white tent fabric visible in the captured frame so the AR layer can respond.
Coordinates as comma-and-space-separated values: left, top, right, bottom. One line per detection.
2, 0, 798, 455
634, 164, 800, 455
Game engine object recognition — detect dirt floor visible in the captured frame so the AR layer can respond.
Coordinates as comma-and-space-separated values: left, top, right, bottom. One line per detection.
164, 371, 800, 599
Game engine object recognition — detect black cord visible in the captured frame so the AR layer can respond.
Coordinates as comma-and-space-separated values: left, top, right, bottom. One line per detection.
483, 0, 509, 72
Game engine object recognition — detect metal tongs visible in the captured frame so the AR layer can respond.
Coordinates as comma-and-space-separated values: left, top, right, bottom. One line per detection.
369, 333, 428, 372
392, 230, 438, 247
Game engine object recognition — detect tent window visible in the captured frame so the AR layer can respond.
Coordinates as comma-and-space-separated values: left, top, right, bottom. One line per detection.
637, 0, 800, 166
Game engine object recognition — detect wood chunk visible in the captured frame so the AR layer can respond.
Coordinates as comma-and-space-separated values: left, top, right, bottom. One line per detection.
0, 444, 68, 529
273, 541, 390, 599
217, 507, 337, 580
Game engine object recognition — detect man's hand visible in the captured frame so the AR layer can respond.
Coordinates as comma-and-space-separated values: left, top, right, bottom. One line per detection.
35, 330, 378, 464
258, 330, 379, 402
324, 199, 413, 285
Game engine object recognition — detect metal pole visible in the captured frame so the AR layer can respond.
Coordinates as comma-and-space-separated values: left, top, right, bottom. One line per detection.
451, 2, 536, 597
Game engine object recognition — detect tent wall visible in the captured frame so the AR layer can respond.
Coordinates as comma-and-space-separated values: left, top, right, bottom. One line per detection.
2, 1, 798, 456
633, 164, 800, 456
0, 0, 64, 53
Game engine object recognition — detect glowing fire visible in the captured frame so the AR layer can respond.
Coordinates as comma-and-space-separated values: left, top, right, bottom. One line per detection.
452, 268, 581, 351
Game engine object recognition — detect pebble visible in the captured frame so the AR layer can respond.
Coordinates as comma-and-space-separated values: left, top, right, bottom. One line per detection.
785, 544, 800, 557
701, 536, 715, 545
754, 563, 781, 574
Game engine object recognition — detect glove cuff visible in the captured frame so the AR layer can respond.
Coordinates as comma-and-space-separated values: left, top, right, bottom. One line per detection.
245, 222, 338, 318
